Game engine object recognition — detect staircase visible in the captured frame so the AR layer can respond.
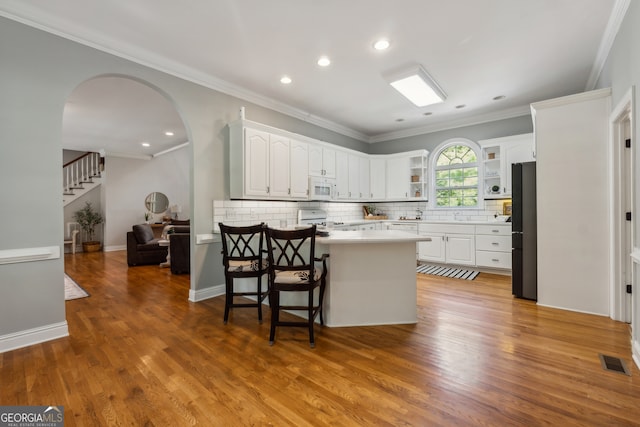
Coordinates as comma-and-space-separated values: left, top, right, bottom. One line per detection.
63, 152, 102, 206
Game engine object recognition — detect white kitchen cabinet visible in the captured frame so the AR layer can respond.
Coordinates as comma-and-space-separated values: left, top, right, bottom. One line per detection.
359, 156, 370, 200
309, 144, 336, 178
479, 133, 534, 199
335, 151, 349, 199
230, 121, 309, 200
418, 223, 475, 266
475, 224, 511, 269
369, 156, 386, 200
348, 154, 360, 199
290, 140, 309, 198
385, 150, 429, 200
243, 128, 270, 197
418, 233, 445, 263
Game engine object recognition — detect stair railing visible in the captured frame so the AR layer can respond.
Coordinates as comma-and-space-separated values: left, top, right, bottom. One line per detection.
63, 152, 102, 195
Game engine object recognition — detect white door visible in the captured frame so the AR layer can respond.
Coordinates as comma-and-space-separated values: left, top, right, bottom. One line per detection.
244, 128, 270, 197
308, 143, 323, 177
386, 156, 410, 199
290, 140, 309, 198
323, 148, 337, 178
348, 154, 360, 199
418, 233, 446, 263
335, 151, 349, 199
269, 135, 290, 198
370, 157, 386, 199
359, 156, 370, 200
446, 234, 475, 266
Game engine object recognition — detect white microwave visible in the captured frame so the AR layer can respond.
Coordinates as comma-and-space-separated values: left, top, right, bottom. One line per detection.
308, 177, 335, 200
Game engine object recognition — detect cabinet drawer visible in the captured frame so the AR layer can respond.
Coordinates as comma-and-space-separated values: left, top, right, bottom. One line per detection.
475, 224, 511, 236
476, 251, 512, 269
475, 235, 511, 252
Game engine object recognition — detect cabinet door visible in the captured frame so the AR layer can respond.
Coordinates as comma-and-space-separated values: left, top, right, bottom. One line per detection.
386, 156, 410, 199
359, 156, 370, 200
323, 148, 337, 178
369, 157, 386, 199
446, 234, 476, 266
504, 138, 535, 195
335, 151, 349, 199
290, 140, 309, 198
348, 154, 360, 199
244, 128, 270, 197
308, 144, 323, 176
418, 233, 446, 263
269, 135, 290, 198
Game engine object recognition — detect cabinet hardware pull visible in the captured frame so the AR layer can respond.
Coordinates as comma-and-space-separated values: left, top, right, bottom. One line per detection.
492, 258, 499, 262
267, 186, 270, 193
492, 242, 499, 246
492, 230, 499, 233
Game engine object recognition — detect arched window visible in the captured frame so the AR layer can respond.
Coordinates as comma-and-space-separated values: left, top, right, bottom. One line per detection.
432, 140, 480, 208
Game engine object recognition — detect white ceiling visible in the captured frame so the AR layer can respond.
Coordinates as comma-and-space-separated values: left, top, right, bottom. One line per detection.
0, 0, 625, 157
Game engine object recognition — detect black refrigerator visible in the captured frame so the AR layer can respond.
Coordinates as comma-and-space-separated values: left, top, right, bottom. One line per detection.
511, 162, 537, 300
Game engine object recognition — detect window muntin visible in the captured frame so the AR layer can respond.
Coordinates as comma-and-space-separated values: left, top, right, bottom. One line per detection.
434, 144, 479, 207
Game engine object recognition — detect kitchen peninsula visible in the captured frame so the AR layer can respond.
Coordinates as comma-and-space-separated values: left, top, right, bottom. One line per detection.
315, 229, 431, 327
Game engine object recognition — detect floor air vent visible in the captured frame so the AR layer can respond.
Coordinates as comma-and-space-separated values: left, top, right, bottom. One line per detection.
598, 354, 630, 376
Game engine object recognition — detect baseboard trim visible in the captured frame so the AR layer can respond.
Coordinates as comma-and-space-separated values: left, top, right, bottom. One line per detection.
0, 321, 69, 353
104, 245, 126, 252
189, 283, 225, 302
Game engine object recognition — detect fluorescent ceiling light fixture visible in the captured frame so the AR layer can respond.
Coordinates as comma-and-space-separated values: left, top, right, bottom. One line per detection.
384, 65, 446, 107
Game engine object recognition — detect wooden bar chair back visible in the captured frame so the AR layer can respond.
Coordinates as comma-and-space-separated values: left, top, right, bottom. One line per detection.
219, 223, 269, 324
265, 225, 329, 348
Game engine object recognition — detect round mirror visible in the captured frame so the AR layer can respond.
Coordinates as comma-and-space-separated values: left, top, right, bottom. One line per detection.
145, 192, 169, 214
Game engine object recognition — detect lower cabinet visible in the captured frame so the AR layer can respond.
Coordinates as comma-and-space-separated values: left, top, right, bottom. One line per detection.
475, 225, 512, 269
418, 224, 475, 266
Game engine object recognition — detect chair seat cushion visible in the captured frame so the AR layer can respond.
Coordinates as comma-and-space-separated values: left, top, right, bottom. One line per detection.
274, 269, 321, 284
228, 258, 268, 272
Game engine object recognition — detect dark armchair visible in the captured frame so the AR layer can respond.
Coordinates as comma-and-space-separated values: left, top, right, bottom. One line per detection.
168, 225, 190, 274
127, 224, 168, 266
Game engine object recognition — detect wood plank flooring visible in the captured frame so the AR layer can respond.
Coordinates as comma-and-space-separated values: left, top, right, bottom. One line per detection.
1, 250, 639, 426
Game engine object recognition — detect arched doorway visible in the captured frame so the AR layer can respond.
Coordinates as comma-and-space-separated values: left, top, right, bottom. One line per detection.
62, 75, 191, 274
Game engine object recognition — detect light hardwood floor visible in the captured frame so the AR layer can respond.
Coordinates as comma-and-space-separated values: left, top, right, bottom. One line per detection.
1, 251, 639, 426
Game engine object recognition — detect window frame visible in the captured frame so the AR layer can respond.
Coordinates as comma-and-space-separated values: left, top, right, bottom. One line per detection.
429, 138, 483, 209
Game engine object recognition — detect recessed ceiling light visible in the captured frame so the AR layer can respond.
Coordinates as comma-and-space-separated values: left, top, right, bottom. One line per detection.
280, 76, 292, 84
141, 142, 150, 147
455, 104, 466, 109
164, 131, 174, 136
493, 95, 506, 101
317, 56, 331, 67
374, 39, 390, 50
395, 118, 404, 122
423, 112, 433, 116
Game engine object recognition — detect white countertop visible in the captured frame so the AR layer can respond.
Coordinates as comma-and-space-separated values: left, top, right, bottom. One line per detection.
316, 229, 431, 244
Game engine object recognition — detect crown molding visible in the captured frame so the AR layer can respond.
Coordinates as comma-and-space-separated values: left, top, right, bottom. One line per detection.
530, 88, 611, 112
0, 7, 369, 142
585, 0, 630, 90
367, 105, 532, 143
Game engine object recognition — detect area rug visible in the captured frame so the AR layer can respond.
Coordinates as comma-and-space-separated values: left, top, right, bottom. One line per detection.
65, 274, 89, 300
416, 264, 479, 281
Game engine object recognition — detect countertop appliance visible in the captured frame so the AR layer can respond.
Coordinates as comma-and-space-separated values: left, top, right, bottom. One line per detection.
512, 162, 537, 300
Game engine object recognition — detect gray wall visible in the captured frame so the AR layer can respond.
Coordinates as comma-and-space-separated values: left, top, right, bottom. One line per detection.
368, 115, 533, 154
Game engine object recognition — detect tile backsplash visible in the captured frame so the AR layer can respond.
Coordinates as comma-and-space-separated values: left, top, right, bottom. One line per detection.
212, 199, 511, 231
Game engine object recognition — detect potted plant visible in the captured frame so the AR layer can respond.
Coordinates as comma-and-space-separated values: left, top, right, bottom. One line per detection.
74, 202, 104, 252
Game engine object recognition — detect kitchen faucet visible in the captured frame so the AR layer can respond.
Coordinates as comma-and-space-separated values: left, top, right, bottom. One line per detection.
416, 208, 423, 219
